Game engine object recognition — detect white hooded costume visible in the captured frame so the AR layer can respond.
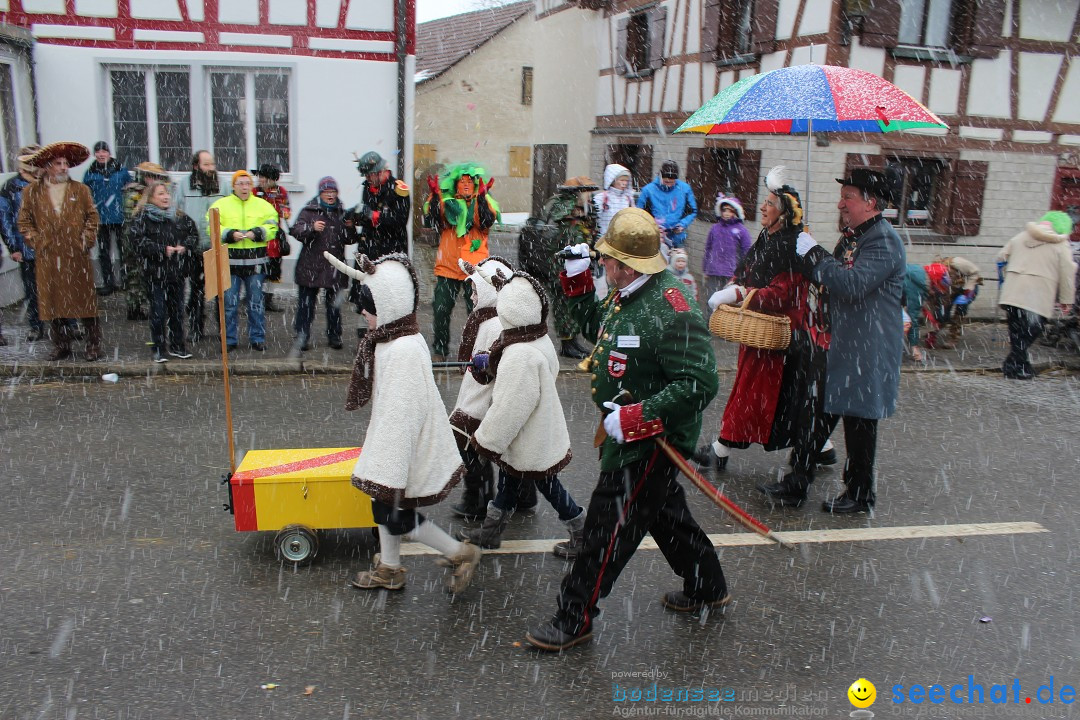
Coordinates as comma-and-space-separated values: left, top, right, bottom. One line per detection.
471, 268, 572, 479
593, 163, 635, 238
448, 256, 514, 439
327, 252, 464, 507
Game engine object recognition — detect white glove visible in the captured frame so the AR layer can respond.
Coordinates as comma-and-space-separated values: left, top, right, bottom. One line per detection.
707, 284, 744, 311
602, 402, 625, 444
795, 231, 818, 257
563, 242, 592, 277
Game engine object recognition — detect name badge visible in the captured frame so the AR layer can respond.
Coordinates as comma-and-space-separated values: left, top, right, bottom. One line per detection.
617, 335, 640, 349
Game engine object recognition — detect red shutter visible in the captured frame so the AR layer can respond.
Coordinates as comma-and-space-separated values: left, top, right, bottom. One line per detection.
615, 17, 629, 76
750, 0, 779, 54
959, 0, 1006, 58
735, 150, 761, 216
701, 0, 722, 61
938, 160, 988, 236
648, 5, 668, 71
859, 0, 902, 49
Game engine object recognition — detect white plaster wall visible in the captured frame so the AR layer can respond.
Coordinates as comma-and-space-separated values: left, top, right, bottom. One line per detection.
31, 42, 411, 273
414, 17, 535, 212
776, 0, 799, 40
684, 0, 701, 55
662, 64, 681, 112
797, 0, 831, 36
682, 61, 701, 112
1019, 0, 1079, 42
846, 38, 885, 77
891, 65, 925, 102
966, 50, 1012, 118
928, 67, 960, 116
1017, 53, 1063, 121
532, 7, 600, 181
1053, 61, 1080, 123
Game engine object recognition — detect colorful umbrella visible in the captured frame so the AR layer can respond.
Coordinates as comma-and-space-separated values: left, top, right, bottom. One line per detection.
676, 64, 946, 135
675, 64, 948, 222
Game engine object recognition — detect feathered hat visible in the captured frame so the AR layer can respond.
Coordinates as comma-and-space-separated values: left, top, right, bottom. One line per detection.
764, 166, 803, 227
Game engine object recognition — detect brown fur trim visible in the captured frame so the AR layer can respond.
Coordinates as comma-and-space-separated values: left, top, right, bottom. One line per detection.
457, 306, 498, 363
350, 463, 464, 509
345, 312, 420, 411
448, 410, 482, 453
471, 439, 572, 481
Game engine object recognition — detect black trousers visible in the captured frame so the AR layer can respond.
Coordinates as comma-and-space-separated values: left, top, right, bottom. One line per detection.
371, 499, 426, 536
825, 413, 878, 505
148, 280, 185, 351
97, 224, 124, 289
553, 449, 727, 635
1002, 305, 1044, 379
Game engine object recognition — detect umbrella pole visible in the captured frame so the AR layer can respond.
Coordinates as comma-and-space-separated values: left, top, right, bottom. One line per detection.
805, 117, 812, 228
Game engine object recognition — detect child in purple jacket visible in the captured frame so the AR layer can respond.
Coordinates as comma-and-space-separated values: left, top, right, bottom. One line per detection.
702, 194, 753, 300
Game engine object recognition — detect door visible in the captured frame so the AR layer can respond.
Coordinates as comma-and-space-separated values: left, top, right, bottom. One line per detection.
531, 144, 568, 217
413, 143, 439, 238
1051, 166, 1080, 244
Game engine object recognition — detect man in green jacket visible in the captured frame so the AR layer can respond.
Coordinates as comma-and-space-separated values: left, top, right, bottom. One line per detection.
208, 170, 278, 351
525, 207, 730, 652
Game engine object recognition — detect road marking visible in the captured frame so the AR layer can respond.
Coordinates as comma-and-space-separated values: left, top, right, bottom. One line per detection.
399, 521, 1048, 556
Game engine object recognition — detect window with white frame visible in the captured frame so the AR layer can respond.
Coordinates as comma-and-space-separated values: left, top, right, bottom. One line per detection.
109, 67, 192, 171
0, 63, 21, 173
210, 69, 290, 174
898, 0, 953, 47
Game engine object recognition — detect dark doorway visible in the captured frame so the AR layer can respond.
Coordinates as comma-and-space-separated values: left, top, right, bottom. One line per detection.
606, 143, 653, 192
1051, 166, 1080, 244
532, 144, 568, 216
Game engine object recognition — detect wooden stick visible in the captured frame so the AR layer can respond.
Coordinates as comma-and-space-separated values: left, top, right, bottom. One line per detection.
655, 437, 795, 550
209, 208, 236, 474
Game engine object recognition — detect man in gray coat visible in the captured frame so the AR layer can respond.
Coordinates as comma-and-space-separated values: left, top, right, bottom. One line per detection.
795, 169, 905, 513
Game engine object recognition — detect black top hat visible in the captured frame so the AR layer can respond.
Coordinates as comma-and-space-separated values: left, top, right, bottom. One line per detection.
836, 168, 895, 202
251, 163, 281, 180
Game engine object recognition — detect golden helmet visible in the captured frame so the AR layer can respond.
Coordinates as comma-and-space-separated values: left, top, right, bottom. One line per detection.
595, 207, 667, 274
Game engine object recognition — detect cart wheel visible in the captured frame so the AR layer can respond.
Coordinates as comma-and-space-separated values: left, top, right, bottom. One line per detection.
275, 525, 319, 565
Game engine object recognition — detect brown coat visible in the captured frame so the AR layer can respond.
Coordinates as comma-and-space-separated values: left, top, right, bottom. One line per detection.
18, 179, 100, 321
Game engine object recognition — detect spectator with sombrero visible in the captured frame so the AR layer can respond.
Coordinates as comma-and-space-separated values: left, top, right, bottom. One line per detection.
16, 141, 104, 361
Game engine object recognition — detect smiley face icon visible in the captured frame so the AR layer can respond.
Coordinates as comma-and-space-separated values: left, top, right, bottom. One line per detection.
848, 678, 876, 708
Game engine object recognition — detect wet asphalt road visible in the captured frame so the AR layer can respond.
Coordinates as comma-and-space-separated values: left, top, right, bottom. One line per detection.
1, 370, 1078, 719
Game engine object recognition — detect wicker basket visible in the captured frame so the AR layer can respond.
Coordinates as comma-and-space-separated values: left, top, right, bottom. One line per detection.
708, 289, 791, 350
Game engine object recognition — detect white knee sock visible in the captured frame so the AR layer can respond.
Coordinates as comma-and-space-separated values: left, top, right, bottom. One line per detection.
377, 525, 402, 567
406, 520, 463, 557
712, 440, 731, 458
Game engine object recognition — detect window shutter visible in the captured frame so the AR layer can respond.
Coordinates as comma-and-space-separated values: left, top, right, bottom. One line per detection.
957, 0, 1006, 59
701, 0, 722, 61
845, 152, 887, 177
686, 148, 708, 217
936, 160, 987, 236
635, 145, 653, 190
648, 5, 667, 71
859, 0, 902, 49
750, 0, 779, 54
616, 17, 630, 76
734, 150, 761, 215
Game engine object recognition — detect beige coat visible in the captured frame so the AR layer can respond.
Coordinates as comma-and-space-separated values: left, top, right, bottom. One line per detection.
997, 222, 1077, 318
18, 179, 100, 321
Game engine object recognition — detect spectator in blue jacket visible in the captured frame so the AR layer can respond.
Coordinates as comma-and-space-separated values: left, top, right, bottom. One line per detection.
82, 141, 132, 296
636, 160, 698, 249
0, 144, 46, 341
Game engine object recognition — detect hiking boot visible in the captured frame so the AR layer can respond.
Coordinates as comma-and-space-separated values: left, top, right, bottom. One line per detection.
553, 511, 585, 559
661, 591, 731, 613
458, 503, 510, 549
250, 342, 265, 352
442, 542, 482, 593
525, 621, 592, 652
97, 285, 115, 296
821, 493, 872, 514
329, 337, 343, 350
349, 554, 406, 590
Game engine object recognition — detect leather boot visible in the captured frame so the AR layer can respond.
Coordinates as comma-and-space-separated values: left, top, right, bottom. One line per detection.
83, 318, 103, 361
457, 502, 511, 549
553, 511, 585, 559
559, 337, 588, 359
47, 320, 73, 361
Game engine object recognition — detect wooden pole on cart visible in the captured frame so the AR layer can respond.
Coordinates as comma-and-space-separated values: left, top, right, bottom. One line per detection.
205, 208, 237, 473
